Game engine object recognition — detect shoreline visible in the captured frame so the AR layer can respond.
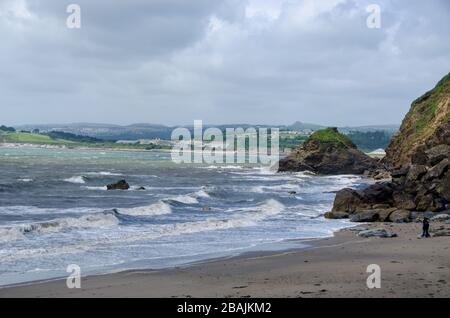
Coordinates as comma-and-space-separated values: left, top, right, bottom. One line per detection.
0, 233, 337, 290
2, 222, 449, 298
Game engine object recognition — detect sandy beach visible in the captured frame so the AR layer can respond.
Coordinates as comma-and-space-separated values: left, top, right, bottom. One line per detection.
1, 222, 449, 298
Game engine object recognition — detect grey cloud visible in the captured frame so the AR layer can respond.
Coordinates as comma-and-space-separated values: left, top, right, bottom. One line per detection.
0, 0, 449, 126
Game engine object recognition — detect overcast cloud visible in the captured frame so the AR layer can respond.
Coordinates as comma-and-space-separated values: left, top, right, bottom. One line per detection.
1, 0, 449, 126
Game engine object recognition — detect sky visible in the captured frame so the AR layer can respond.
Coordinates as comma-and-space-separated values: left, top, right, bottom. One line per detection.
0, 0, 449, 127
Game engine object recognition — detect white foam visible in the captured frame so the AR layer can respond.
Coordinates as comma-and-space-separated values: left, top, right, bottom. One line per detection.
0, 211, 120, 242
64, 176, 86, 184
85, 171, 122, 176
0, 200, 286, 261
17, 178, 33, 182
168, 195, 199, 204
0, 227, 25, 242
193, 190, 210, 198
82, 186, 107, 191
119, 201, 172, 216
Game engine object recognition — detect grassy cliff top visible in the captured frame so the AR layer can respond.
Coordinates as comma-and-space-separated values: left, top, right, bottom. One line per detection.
384, 72, 450, 167
409, 72, 450, 136
309, 127, 355, 148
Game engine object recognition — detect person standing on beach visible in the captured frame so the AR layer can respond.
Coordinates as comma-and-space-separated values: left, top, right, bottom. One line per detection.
422, 218, 431, 238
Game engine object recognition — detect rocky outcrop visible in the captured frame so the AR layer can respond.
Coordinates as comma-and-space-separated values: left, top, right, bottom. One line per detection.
278, 127, 380, 174
106, 180, 130, 190
384, 72, 450, 169
328, 73, 450, 222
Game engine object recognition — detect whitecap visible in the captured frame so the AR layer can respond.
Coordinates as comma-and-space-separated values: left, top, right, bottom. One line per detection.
17, 178, 33, 182
167, 195, 199, 204
82, 186, 107, 191
84, 171, 122, 176
119, 201, 172, 216
64, 176, 86, 184
0, 211, 120, 242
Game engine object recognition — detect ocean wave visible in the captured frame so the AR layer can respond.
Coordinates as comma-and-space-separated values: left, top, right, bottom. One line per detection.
63, 176, 86, 184
84, 171, 123, 176
119, 201, 172, 216
200, 165, 245, 170
82, 186, 107, 191
0, 211, 119, 242
192, 190, 210, 198
0, 205, 102, 216
17, 178, 33, 182
167, 195, 199, 204
0, 200, 286, 261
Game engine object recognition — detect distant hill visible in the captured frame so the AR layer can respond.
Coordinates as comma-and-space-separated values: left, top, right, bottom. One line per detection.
14, 121, 399, 142
287, 121, 324, 131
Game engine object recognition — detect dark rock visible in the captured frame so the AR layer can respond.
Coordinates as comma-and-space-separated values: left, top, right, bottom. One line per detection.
106, 180, 130, 190
324, 211, 349, 219
332, 188, 363, 213
378, 208, 398, 222
392, 192, 416, 210
372, 204, 391, 210
437, 171, 450, 201
391, 167, 409, 178
425, 145, 450, 166
350, 210, 380, 222
373, 171, 391, 180
388, 210, 411, 223
406, 165, 428, 183
137, 186, 146, 190
424, 159, 449, 180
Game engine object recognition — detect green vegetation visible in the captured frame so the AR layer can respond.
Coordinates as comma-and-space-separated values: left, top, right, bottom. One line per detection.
309, 127, 354, 148
279, 133, 309, 151
0, 131, 75, 144
0, 130, 170, 151
411, 72, 450, 135
347, 131, 393, 152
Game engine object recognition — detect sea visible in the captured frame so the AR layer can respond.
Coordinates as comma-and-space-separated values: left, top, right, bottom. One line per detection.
0, 146, 371, 286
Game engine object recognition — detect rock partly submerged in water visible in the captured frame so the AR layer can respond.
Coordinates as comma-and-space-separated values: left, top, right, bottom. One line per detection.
278, 127, 380, 175
106, 180, 130, 190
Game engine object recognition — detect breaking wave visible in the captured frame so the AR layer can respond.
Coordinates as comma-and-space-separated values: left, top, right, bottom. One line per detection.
119, 201, 172, 216
0, 211, 119, 242
64, 176, 86, 184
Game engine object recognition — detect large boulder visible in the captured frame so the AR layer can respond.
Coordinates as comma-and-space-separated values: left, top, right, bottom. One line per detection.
106, 180, 130, 190
388, 210, 411, 223
278, 127, 380, 174
332, 182, 395, 213
423, 159, 449, 180
350, 210, 380, 222
324, 211, 349, 219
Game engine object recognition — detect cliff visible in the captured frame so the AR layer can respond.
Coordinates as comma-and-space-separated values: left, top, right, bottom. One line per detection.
384, 73, 450, 168
329, 73, 450, 222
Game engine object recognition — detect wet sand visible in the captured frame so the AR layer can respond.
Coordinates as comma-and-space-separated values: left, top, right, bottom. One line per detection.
1, 222, 450, 298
